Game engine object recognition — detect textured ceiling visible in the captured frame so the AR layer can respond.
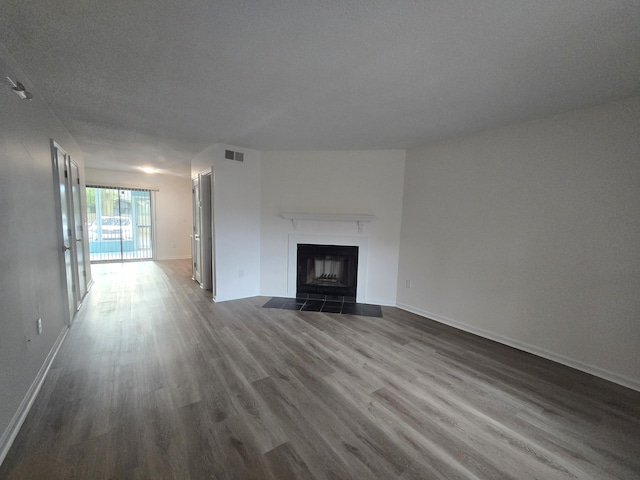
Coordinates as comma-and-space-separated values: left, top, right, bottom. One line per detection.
1, 0, 639, 173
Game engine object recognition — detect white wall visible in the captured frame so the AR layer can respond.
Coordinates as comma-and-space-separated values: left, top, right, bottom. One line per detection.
397, 97, 640, 389
260, 150, 406, 305
0, 45, 87, 459
85, 168, 192, 260
192, 144, 261, 301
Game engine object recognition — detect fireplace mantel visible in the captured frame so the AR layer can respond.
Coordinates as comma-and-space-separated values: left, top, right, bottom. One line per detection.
279, 213, 375, 232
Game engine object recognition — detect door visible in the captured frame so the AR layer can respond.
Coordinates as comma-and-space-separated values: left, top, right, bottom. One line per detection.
199, 172, 212, 290
52, 141, 77, 324
192, 176, 201, 283
69, 158, 87, 302
210, 170, 216, 299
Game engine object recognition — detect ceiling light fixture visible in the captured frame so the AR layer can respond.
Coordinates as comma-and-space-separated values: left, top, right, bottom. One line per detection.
4, 76, 33, 100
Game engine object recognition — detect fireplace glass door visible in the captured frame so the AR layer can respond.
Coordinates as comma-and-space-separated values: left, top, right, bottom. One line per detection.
297, 244, 358, 298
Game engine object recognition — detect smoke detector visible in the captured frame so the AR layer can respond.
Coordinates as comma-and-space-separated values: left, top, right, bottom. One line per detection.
4, 76, 33, 100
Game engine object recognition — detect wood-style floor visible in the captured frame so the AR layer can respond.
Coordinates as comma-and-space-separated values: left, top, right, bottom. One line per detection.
2, 260, 639, 479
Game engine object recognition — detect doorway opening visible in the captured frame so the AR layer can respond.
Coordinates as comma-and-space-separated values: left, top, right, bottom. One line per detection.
86, 186, 154, 262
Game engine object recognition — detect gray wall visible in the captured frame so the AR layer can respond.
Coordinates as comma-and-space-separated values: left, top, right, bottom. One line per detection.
0, 46, 87, 452
397, 96, 640, 389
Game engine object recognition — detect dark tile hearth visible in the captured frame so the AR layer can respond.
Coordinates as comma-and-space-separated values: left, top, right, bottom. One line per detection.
262, 295, 383, 317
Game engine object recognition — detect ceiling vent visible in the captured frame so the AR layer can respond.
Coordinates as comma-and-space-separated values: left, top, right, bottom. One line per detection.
224, 149, 244, 162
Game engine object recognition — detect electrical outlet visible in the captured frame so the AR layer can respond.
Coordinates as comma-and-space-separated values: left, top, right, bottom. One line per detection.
37, 318, 43, 335
406, 279, 412, 288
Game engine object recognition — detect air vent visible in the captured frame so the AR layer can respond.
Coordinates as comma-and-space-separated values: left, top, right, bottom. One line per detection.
224, 149, 244, 162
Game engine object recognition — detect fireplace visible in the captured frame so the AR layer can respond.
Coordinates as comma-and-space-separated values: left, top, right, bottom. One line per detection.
297, 244, 358, 298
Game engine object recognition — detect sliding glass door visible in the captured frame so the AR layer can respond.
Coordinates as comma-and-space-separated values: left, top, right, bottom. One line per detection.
86, 186, 153, 262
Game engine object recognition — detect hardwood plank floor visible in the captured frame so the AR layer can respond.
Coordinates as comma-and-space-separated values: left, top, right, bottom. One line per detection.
2, 259, 639, 479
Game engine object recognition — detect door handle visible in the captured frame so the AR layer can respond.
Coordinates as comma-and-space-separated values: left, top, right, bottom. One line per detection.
62, 245, 73, 252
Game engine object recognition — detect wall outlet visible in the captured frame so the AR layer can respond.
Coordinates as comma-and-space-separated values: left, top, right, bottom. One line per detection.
37, 318, 43, 335
406, 279, 412, 288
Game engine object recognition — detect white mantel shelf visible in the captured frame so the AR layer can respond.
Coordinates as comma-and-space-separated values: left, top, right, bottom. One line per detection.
279, 213, 376, 232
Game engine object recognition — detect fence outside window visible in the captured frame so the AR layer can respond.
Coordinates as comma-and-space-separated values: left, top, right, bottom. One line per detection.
86, 186, 153, 262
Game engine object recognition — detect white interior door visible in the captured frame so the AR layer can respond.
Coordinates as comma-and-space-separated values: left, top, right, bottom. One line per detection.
199, 172, 212, 290
52, 142, 77, 324
69, 158, 87, 300
192, 177, 201, 284
210, 170, 216, 299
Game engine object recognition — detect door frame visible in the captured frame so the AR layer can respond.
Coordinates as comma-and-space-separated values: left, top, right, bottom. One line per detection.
192, 176, 201, 283
51, 140, 80, 325
69, 157, 88, 304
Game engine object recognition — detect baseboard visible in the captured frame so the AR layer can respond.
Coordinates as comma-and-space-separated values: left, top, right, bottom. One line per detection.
0, 326, 69, 466
214, 291, 261, 303
155, 255, 192, 261
396, 303, 640, 393
366, 297, 396, 307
